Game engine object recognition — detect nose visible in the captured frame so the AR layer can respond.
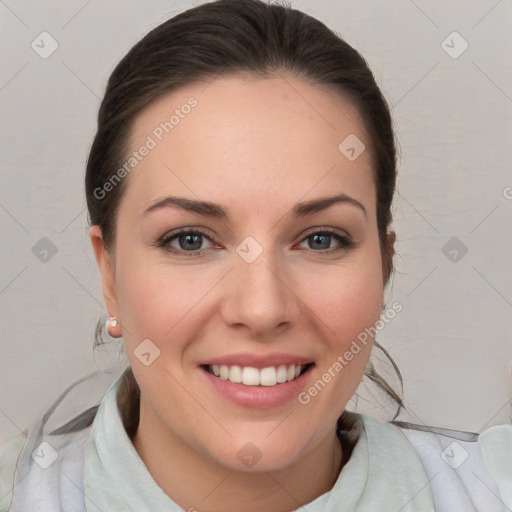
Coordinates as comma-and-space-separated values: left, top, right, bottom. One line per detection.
220, 243, 300, 339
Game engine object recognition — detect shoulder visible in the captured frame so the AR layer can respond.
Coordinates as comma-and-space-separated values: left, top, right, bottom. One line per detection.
353, 413, 511, 511
389, 417, 512, 471
1, 367, 124, 511
386, 416, 512, 511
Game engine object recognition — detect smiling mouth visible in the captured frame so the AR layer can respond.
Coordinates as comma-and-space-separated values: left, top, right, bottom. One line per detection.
202, 363, 314, 387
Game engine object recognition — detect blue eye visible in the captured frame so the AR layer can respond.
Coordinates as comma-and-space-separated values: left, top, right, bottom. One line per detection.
157, 228, 354, 255
300, 231, 353, 252
158, 230, 214, 253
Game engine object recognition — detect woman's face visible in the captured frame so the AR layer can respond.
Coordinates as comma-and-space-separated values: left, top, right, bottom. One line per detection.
92, 74, 389, 471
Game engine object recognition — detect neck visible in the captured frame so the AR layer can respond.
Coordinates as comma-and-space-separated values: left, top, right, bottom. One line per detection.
132, 399, 344, 512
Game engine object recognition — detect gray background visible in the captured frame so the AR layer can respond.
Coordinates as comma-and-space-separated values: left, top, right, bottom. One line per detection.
1, 0, 511, 445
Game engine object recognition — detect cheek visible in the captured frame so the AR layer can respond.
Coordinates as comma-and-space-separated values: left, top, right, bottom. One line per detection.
298, 257, 383, 412
113, 243, 195, 347
300, 252, 384, 346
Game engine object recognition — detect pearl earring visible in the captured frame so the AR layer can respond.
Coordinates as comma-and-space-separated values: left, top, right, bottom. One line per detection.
105, 316, 118, 337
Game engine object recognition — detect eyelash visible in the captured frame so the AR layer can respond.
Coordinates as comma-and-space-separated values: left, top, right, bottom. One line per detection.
156, 228, 355, 256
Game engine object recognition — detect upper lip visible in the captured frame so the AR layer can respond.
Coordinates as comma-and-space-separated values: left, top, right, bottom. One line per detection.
199, 352, 314, 369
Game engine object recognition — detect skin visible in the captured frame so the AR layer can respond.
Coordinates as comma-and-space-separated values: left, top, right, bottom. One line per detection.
91, 73, 395, 512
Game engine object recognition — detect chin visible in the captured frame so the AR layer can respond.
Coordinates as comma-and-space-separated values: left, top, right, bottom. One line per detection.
205, 432, 315, 473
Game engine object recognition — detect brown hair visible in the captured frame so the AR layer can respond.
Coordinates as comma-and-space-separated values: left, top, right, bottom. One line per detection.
86, 0, 405, 421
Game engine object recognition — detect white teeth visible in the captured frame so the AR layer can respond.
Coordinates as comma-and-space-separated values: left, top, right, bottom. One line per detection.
229, 365, 242, 383
207, 364, 307, 386
260, 367, 277, 386
242, 367, 260, 385
219, 365, 229, 380
276, 365, 287, 383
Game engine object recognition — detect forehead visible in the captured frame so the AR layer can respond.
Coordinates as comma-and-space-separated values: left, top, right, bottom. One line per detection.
121, 73, 375, 218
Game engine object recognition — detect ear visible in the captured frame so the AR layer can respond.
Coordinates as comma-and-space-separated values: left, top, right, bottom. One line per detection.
382, 229, 396, 287
90, 225, 118, 318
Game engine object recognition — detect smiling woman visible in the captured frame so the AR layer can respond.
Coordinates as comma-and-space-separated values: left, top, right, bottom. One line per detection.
1, 1, 511, 511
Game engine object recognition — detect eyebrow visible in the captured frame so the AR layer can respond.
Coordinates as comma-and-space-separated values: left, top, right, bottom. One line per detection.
142, 193, 367, 219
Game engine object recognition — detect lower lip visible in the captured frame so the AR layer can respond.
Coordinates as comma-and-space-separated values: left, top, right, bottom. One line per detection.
199, 366, 314, 409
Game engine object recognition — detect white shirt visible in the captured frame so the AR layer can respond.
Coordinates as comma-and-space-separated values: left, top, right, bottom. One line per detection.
1, 367, 511, 511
